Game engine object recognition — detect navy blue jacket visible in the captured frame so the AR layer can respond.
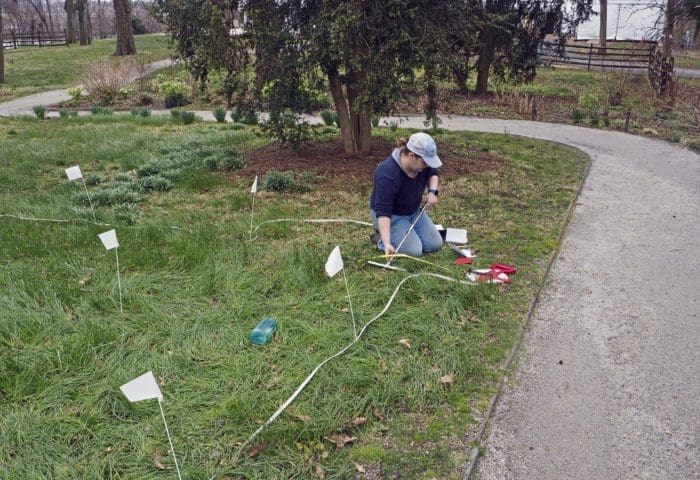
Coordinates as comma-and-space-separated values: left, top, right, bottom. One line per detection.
370, 150, 439, 217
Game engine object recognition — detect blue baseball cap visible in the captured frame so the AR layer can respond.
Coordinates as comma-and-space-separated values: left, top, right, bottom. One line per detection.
406, 132, 442, 168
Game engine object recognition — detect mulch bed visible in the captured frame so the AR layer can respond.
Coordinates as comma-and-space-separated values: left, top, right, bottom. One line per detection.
239, 137, 505, 186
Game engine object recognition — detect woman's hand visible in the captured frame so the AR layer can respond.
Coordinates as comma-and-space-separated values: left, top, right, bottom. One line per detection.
384, 243, 396, 256
426, 191, 439, 208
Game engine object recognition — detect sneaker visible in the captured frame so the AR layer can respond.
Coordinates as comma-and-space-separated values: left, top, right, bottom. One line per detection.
369, 231, 380, 244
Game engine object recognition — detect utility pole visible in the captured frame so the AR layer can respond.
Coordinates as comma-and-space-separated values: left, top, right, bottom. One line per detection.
0, 0, 5, 83
662, 0, 676, 57
599, 0, 608, 51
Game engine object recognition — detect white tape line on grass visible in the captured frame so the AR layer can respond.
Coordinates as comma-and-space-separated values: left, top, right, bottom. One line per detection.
1, 214, 188, 231
233, 271, 473, 461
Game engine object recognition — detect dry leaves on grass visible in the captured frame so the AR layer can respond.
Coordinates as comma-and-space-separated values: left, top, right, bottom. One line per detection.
353, 462, 367, 473
398, 338, 411, 349
247, 442, 268, 458
351, 416, 367, 427
371, 405, 386, 422
440, 373, 455, 385
324, 433, 357, 449
152, 449, 170, 470
314, 463, 326, 479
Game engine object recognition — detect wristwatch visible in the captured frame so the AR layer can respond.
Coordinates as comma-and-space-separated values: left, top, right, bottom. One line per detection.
428, 188, 439, 196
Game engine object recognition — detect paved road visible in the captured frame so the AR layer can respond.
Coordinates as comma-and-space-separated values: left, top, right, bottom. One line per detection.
1, 90, 698, 478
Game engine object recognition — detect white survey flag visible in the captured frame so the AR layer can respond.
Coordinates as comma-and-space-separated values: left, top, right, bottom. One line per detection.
325, 245, 344, 277
98, 230, 119, 250
65, 166, 83, 181
120, 371, 163, 402
250, 175, 258, 194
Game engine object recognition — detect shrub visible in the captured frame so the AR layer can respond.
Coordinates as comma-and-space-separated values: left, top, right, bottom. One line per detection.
32, 105, 46, 119
220, 148, 246, 171
67, 87, 84, 105
371, 114, 380, 128
135, 91, 156, 106
589, 113, 599, 126
84, 173, 106, 186
113, 203, 140, 225
687, 139, 700, 152
572, 109, 585, 123
261, 110, 314, 150
170, 109, 181, 119
158, 80, 191, 108
83, 57, 142, 105
668, 131, 682, 143
388, 120, 399, 131
242, 109, 259, 125
320, 110, 338, 126
138, 175, 174, 192
179, 111, 196, 124
85, 186, 141, 207
213, 107, 227, 123
229, 122, 246, 130
320, 126, 338, 135
578, 93, 599, 119
264, 170, 312, 193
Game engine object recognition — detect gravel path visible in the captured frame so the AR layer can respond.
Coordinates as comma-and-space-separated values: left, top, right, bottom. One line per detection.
393, 117, 698, 480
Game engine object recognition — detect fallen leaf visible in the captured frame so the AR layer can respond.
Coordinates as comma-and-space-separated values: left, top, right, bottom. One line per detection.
314, 463, 326, 479
324, 433, 357, 449
440, 373, 455, 385
67, 406, 81, 415
398, 338, 411, 349
420, 344, 433, 356
247, 442, 267, 458
153, 449, 170, 470
70, 435, 80, 447
78, 274, 92, 286
371, 405, 386, 422
158, 376, 166, 386
353, 462, 367, 473
351, 416, 367, 427
104, 446, 114, 454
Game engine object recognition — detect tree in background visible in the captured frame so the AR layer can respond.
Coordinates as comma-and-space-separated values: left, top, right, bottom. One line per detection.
76, 0, 91, 45
474, 0, 593, 95
245, 0, 474, 154
113, 0, 136, 55
153, 0, 248, 106
64, 0, 76, 43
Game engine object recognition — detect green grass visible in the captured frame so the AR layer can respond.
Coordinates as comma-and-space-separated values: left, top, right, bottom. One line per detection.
0, 34, 173, 101
0, 117, 587, 479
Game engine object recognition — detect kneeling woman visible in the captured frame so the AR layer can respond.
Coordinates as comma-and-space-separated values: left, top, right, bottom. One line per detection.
370, 132, 443, 257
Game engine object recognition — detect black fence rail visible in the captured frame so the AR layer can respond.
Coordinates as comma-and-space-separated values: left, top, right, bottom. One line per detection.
1, 30, 68, 49
539, 40, 675, 94
539, 41, 657, 72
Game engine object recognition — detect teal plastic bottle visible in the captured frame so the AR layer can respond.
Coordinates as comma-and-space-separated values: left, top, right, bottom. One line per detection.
250, 317, 277, 345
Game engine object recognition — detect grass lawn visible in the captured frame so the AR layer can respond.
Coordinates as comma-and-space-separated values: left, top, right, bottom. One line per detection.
0, 34, 172, 101
0, 115, 587, 479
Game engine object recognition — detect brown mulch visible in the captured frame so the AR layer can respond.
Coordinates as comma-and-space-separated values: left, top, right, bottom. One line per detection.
240, 137, 505, 186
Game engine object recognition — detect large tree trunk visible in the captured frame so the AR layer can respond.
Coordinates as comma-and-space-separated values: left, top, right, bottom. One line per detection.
45, 0, 55, 31
475, 23, 496, 95
0, 1, 5, 84
326, 68, 372, 154
113, 0, 137, 56
77, 0, 89, 45
453, 66, 469, 95
65, 0, 76, 43
598, 0, 607, 51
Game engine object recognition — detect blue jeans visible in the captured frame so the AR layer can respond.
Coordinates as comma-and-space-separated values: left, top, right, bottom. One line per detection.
370, 209, 443, 257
